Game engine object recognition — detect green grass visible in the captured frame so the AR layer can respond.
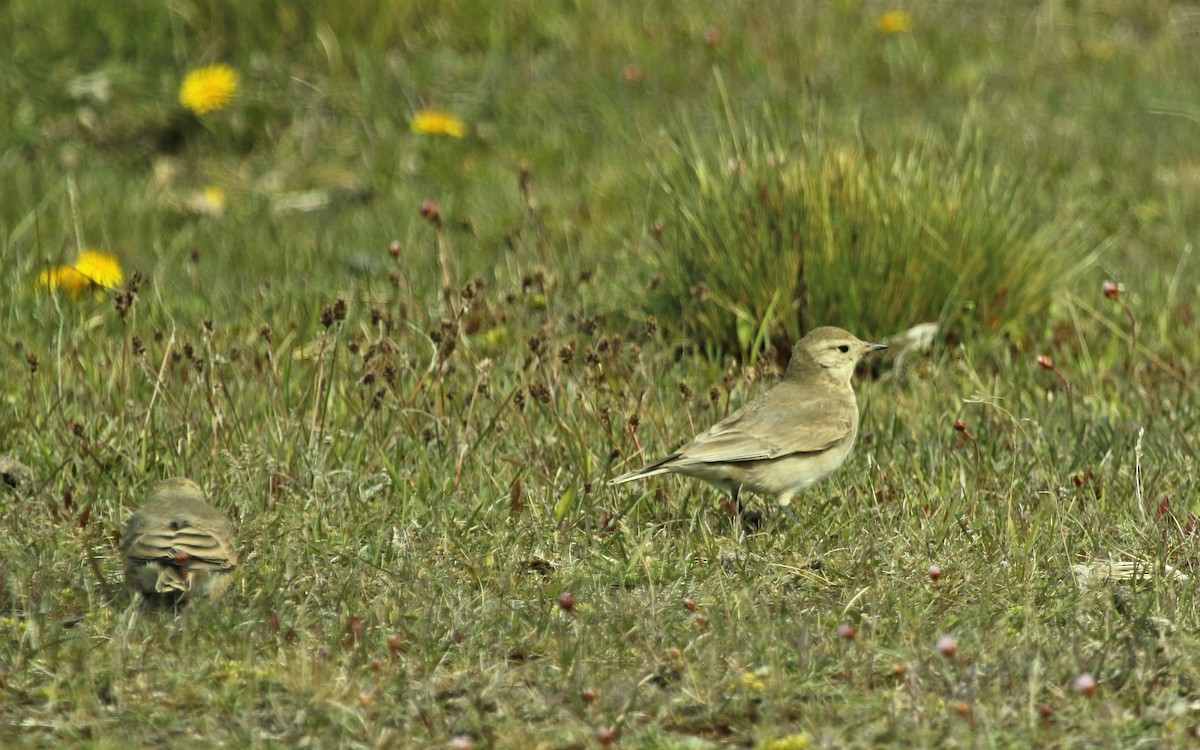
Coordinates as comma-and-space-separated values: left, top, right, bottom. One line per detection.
3, 1, 1200, 747
648, 115, 1098, 354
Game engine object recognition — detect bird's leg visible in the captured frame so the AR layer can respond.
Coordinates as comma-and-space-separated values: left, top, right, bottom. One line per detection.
732, 486, 764, 532
776, 490, 804, 524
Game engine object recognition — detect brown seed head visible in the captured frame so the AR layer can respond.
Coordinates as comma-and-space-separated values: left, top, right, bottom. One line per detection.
419, 200, 442, 229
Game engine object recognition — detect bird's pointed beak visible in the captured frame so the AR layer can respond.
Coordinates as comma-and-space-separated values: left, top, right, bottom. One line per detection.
867, 342, 888, 351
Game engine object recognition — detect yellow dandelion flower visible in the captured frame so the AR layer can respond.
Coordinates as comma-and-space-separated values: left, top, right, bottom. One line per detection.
176, 185, 227, 217
736, 670, 767, 692
877, 10, 914, 35
38, 266, 90, 297
179, 64, 240, 115
759, 734, 812, 750
73, 250, 124, 289
203, 185, 227, 210
411, 109, 467, 138
37, 250, 124, 299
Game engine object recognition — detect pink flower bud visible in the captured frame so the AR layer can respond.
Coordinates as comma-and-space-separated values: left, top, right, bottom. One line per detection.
1074, 672, 1097, 697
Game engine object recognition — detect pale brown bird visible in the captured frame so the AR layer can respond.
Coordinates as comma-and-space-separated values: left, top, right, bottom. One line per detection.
610, 326, 887, 507
120, 477, 238, 602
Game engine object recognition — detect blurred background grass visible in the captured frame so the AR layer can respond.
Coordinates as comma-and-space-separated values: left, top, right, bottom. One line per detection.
2, 1, 1199, 747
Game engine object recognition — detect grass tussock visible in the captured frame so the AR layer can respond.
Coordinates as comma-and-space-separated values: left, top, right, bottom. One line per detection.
649, 109, 1097, 356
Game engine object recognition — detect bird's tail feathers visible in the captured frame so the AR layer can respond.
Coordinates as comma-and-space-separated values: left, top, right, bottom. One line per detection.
155, 566, 190, 594
608, 455, 680, 486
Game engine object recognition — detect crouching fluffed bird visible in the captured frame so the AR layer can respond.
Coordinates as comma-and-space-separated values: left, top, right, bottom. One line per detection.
121, 478, 238, 602
610, 327, 887, 507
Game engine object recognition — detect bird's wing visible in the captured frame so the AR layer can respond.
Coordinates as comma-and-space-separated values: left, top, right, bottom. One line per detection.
670, 387, 854, 466
122, 518, 238, 571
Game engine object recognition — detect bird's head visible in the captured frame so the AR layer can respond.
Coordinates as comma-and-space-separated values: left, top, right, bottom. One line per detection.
787, 326, 887, 382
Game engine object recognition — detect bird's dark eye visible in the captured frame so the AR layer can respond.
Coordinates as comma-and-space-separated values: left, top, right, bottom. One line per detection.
837, 345, 850, 353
